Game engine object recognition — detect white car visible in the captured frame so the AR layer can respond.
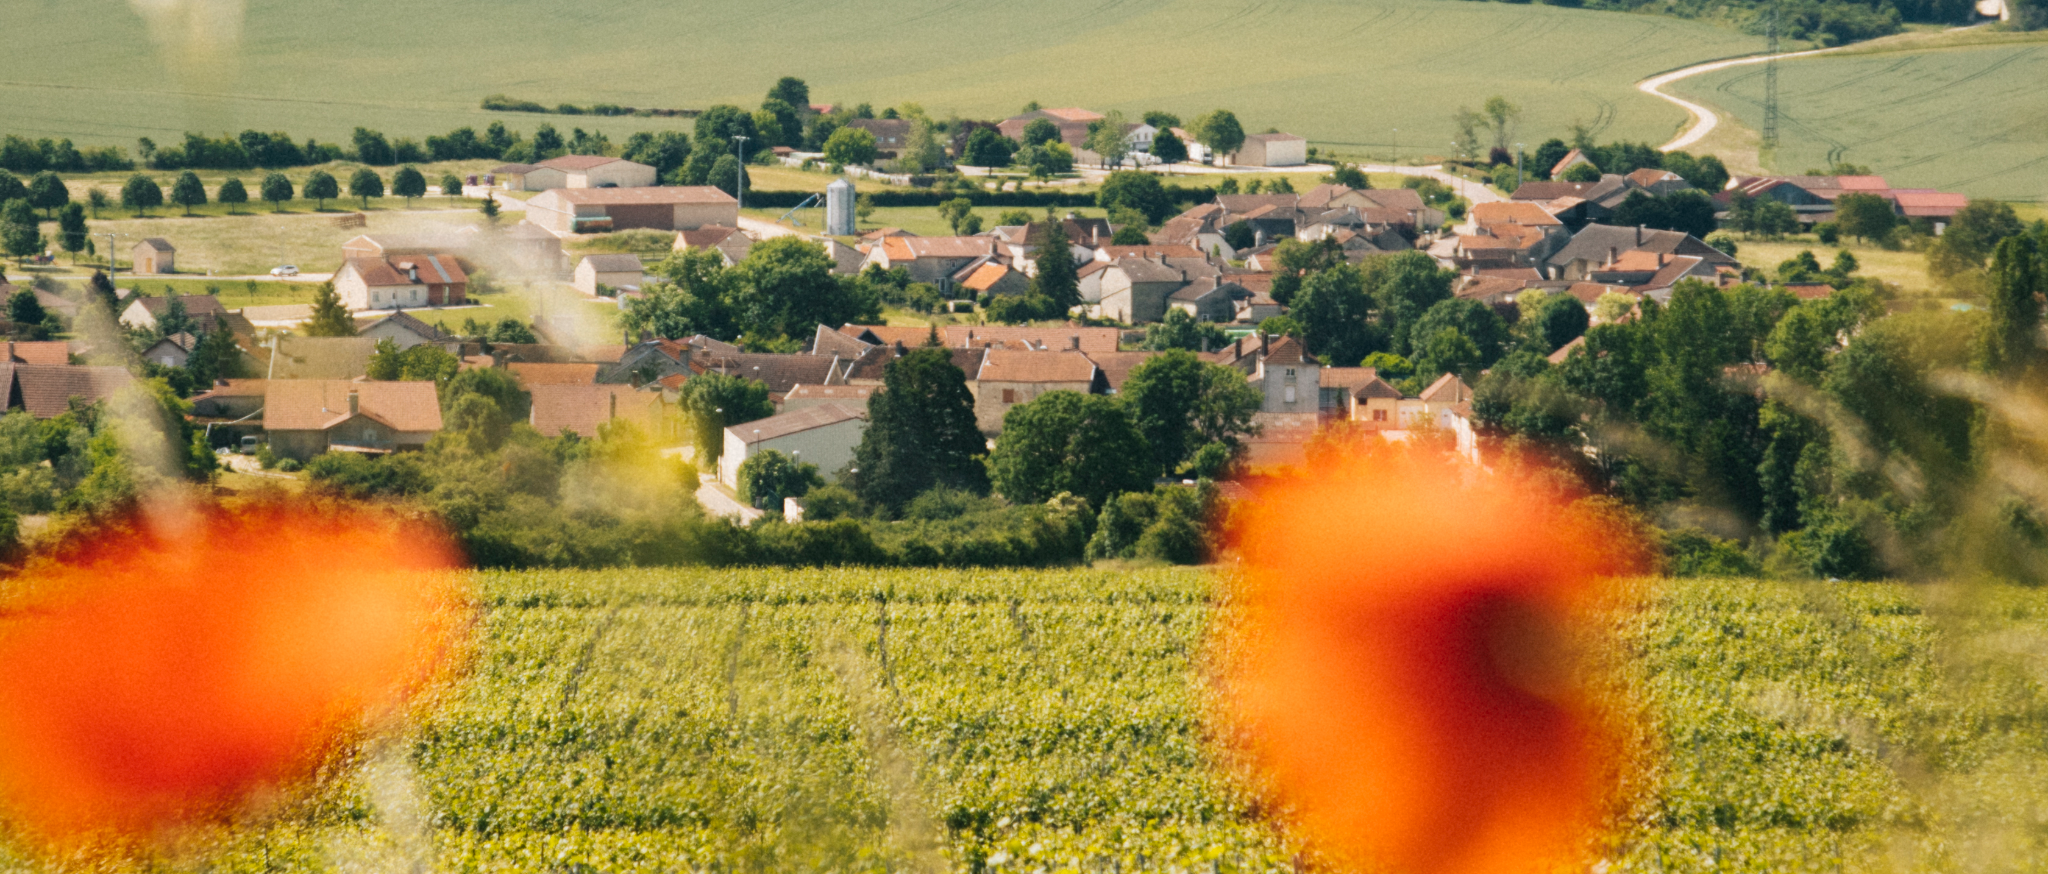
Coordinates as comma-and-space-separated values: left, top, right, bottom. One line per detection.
269, 265, 299, 277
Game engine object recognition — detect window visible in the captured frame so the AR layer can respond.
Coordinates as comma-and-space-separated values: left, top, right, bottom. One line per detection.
1373, 409, 1388, 422
1283, 385, 1296, 404
1002, 388, 1017, 403
1284, 368, 1296, 379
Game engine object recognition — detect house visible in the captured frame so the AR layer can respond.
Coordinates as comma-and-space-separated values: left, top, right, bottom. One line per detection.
1098, 255, 1221, 324
996, 110, 1094, 149
1894, 190, 1970, 226
1076, 260, 1113, 303
605, 338, 694, 385
673, 225, 754, 266
266, 336, 379, 380
690, 352, 842, 401
718, 402, 868, 488
1081, 351, 1157, 394
835, 324, 1120, 354
1545, 223, 1737, 282
509, 362, 601, 386
992, 219, 1112, 266
0, 363, 135, 418
863, 236, 999, 292
843, 119, 912, 155
1625, 168, 1693, 196
189, 379, 268, 421
334, 254, 468, 310
1240, 412, 1321, 469
959, 262, 1029, 298
822, 239, 866, 275
360, 311, 458, 351
972, 350, 1104, 434
1551, 148, 1595, 178
529, 383, 666, 439
131, 238, 175, 274
1094, 244, 1204, 263
261, 379, 442, 460
781, 384, 876, 412
118, 294, 251, 336
1, 341, 71, 366
574, 254, 645, 296
0, 285, 80, 324
526, 186, 739, 235
1231, 133, 1307, 167
141, 333, 194, 368
1251, 335, 1319, 414
1167, 277, 1240, 323
492, 155, 657, 192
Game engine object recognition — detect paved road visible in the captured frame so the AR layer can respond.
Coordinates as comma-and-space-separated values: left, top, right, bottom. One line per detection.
696, 477, 765, 523
1639, 47, 1842, 152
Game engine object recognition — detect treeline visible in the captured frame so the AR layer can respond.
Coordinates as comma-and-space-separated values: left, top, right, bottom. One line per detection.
1473, 0, 2029, 40
0, 135, 135, 174
482, 94, 700, 118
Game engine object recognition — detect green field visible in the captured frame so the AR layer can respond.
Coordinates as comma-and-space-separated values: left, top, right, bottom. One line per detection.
8, 567, 2048, 872
1673, 32, 2048, 200
2, 0, 1758, 161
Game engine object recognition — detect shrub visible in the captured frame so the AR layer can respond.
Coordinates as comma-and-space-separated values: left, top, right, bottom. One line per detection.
1662, 528, 1761, 577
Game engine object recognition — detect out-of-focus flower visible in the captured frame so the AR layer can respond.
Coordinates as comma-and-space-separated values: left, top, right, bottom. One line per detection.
0, 506, 466, 843
1221, 457, 1640, 874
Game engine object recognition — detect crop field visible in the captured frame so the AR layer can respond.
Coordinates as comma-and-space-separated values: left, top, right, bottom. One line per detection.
1671, 33, 2048, 200
2, 0, 1756, 159
7, 567, 2048, 872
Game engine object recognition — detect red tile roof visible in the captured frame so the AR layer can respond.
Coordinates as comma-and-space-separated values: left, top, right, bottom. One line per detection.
977, 350, 1099, 384
509, 362, 601, 385
263, 380, 443, 433
529, 383, 661, 438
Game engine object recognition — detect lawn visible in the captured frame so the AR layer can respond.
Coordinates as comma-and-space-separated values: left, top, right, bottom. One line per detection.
403, 284, 623, 348
8, 567, 2048, 872
0, 1, 1758, 162
46, 208, 498, 277
1728, 235, 1935, 295
1670, 31, 2048, 200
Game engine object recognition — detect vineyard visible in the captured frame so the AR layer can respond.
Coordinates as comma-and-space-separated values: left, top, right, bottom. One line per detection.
9, 569, 2048, 872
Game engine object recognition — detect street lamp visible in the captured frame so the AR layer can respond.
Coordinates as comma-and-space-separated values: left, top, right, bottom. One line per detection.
732, 135, 750, 212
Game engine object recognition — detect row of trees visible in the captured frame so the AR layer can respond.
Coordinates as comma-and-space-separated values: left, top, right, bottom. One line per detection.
107, 166, 455, 217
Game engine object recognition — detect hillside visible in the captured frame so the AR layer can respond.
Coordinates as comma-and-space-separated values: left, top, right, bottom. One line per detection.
1668, 30, 2048, 198
1, 0, 1758, 158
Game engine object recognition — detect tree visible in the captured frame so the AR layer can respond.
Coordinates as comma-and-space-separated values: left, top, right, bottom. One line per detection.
1450, 107, 1485, 158
709, 154, 748, 197
939, 197, 977, 234
351, 128, 395, 165
8, 289, 48, 339
1412, 326, 1483, 381
169, 171, 207, 216
120, 175, 163, 216
27, 172, 67, 219
440, 173, 464, 201
988, 391, 1154, 507
1360, 250, 1454, 356
1150, 129, 1188, 165
823, 127, 878, 167
260, 172, 293, 211
1096, 170, 1172, 225
1329, 163, 1370, 189
185, 325, 246, 386
1560, 162, 1602, 183
366, 338, 460, 385
1022, 142, 1074, 180
1834, 192, 1897, 243
850, 348, 988, 514
1021, 118, 1062, 148
303, 170, 338, 210
758, 98, 803, 149
1088, 110, 1135, 168
391, 166, 427, 205
1977, 234, 2045, 378
480, 194, 500, 222
1031, 220, 1080, 312
488, 319, 537, 343
962, 128, 1015, 168
1529, 292, 1591, 353
1109, 225, 1149, 246
900, 119, 947, 173
1, 200, 38, 263
348, 168, 384, 208
1481, 95, 1521, 152
728, 235, 879, 341
1191, 110, 1245, 162
737, 449, 821, 510
1143, 307, 1229, 352
56, 202, 86, 262
1223, 221, 1256, 252
1529, 139, 1571, 181
1121, 350, 1263, 475
305, 282, 356, 336
677, 371, 774, 465
1411, 298, 1509, 365
767, 77, 811, 113
216, 177, 247, 213
155, 295, 199, 340
87, 188, 108, 220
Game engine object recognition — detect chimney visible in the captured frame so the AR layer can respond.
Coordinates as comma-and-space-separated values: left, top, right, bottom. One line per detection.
1636, 225, 1644, 245
1069, 335, 1080, 350
1607, 247, 1618, 268
347, 390, 359, 416
1234, 337, 1243, 359
5, 341, 12, 363
609, 392, 618, 420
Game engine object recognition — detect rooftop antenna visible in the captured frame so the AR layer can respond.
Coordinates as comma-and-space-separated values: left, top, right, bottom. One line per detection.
1761, 1, 1781, 158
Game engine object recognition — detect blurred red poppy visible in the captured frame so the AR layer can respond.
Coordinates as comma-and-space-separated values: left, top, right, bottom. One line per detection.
0, 505, 467, 843
1221, 457, 1640, 874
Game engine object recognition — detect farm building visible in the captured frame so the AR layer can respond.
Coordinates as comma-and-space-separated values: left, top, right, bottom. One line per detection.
526, 187, 739, 235
1232, 133, 1307, 167
971, 350, 1104, 435
131, 239, 175, 274
574, 254, 645, 296
334, 254, 468, 310
842, 119, 911, 155
492, 155, 657, 192
360, 311, 457, 351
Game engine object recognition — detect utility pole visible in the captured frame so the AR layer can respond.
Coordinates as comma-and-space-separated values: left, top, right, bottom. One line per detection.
1391, 128, 1398, 165
1515, 142, 1524, 191
95, 232, 122, 287
732, 134, 750, 212
1762, 1, 1781, 155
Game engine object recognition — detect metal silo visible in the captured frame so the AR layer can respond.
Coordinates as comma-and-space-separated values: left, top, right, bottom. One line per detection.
826, 178, 856, 236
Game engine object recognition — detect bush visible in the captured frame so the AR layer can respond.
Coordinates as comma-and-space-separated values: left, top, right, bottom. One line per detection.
1662, 528, 1761, 577
1814, 221, 1840, 245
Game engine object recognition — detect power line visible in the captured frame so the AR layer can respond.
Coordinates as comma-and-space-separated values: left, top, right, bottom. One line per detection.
1762, 1, 1781, 155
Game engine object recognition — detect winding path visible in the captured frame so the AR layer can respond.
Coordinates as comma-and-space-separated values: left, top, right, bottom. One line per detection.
1639, 47, 1842, 152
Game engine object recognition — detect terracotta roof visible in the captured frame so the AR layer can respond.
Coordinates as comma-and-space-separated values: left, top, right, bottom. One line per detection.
961, 262, 1019, 293
1081, 351, 1157, 391
1626, 168, 1686, 188
977, 350, 1098, 384
1077, 260, 1113, 279
1783, 283, 1836, 300
1547, 335, 1587, 365
947, 325, 1119, 353
1418, 373, 1472, 403
783, 384, 875, 404
347, 254, 467, 288
579, 254, 643, 273
1893, 190, 1968, 217
193, 378, 269, 399
1041, 108, 1105, 122
729, 402, 865, 445
1319, 367, 1382, 391
529, 383, 660, 438
1471, 201, 1564, 227
1096, 245, 1204, 261
510, 362, 601, 385
533, 186, 735, 206
6, 364, 134, 418
538, 154, 632, 171
1262, 335, 1310, 365
881, 236, 997, 261
6, 341, 69, 365
263, 380, 442, 433
1511, 181, 1595, 202
1354, 375, 1403, 400
1567, 282, 1632, 304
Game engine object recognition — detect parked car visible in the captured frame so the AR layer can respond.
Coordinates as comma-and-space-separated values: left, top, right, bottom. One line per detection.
239, 436, 260, 454
269, 265, 299, 277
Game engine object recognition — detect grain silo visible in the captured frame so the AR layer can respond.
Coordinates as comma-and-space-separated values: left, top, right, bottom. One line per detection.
826, 178, 856, 236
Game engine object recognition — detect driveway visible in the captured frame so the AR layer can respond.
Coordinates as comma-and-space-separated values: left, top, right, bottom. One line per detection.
696, 476, 765, 522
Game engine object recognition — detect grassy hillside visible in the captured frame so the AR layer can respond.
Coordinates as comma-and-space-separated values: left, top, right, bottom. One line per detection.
3, 0, 1758, 158
8, 567, 2048, 872
1671, 31, 2048, 199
